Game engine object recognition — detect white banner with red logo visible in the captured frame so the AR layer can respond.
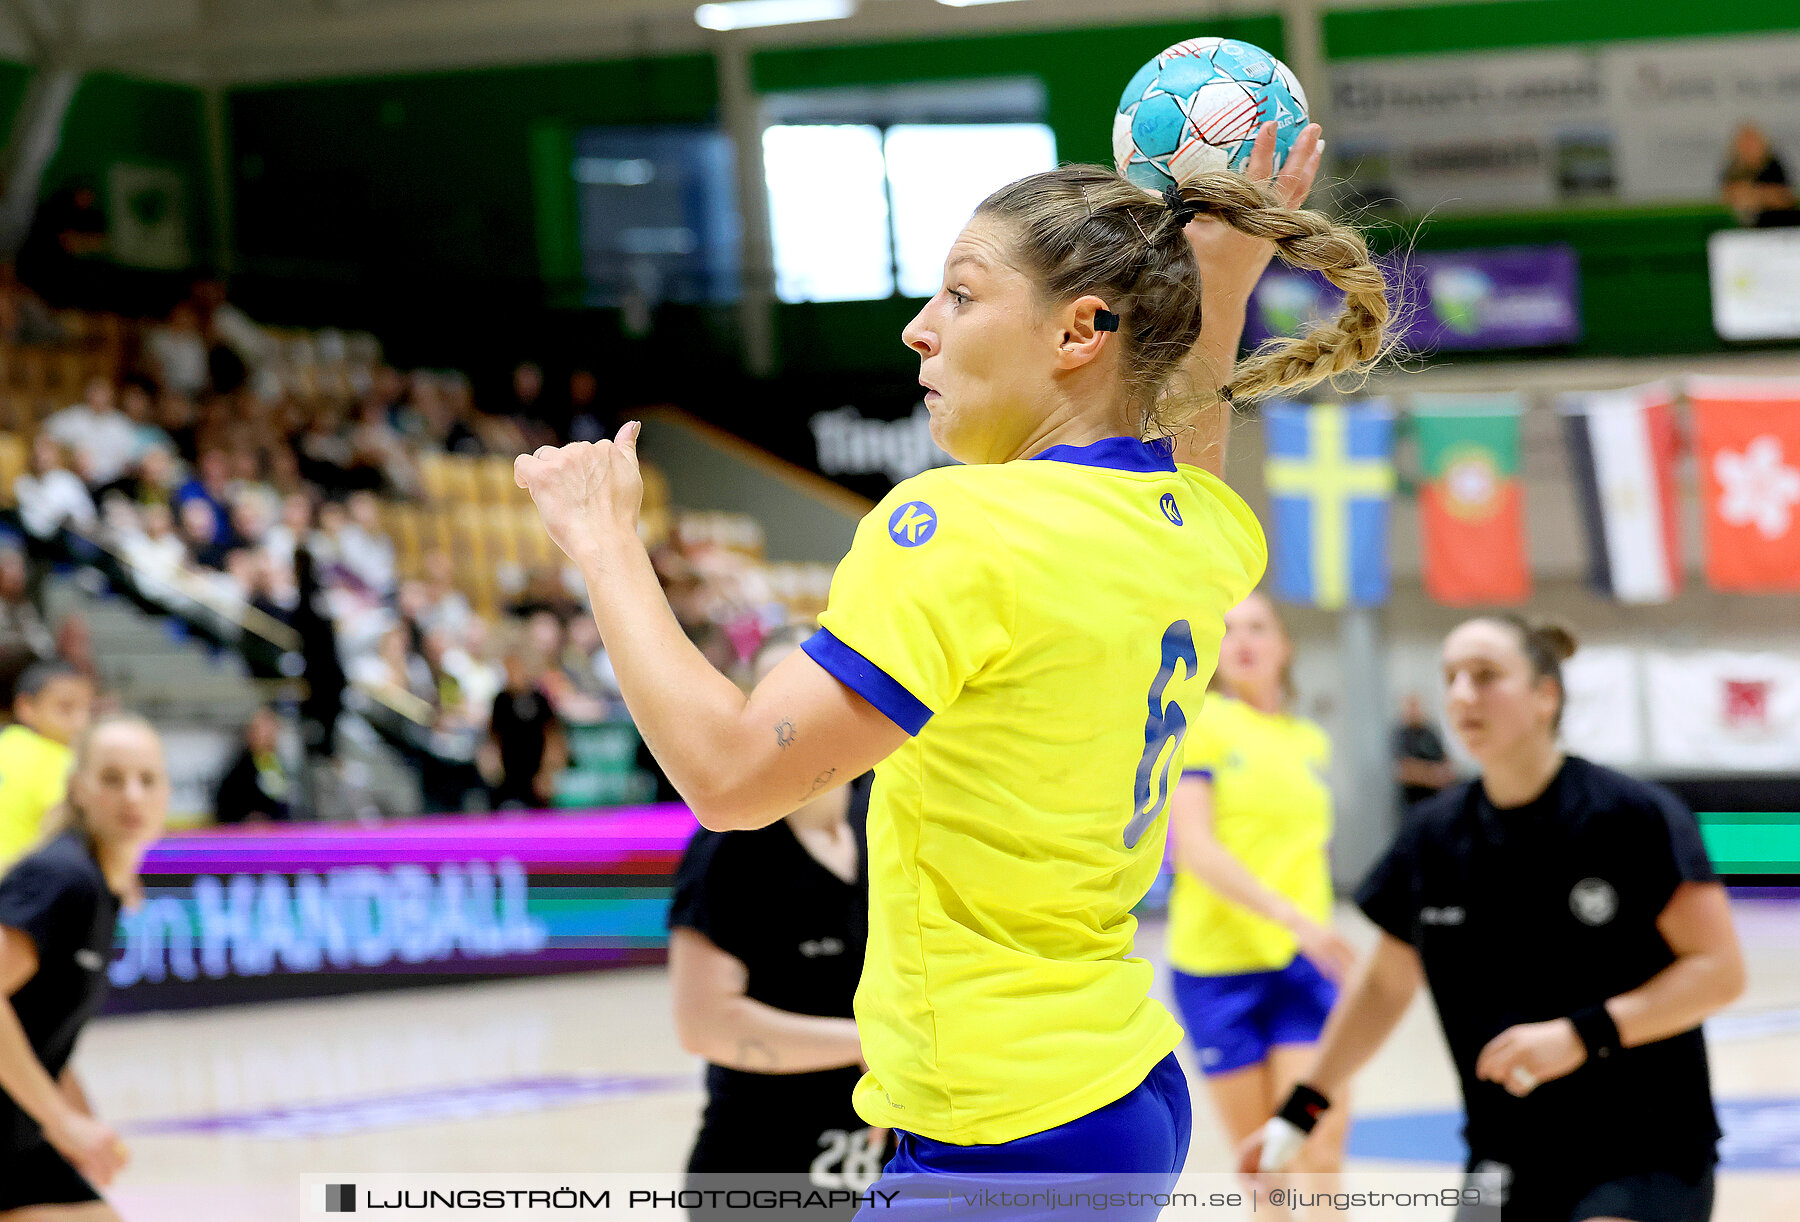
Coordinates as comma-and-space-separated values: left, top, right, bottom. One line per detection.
1645, 650, 1800, 771
1688, 377, 1800, 594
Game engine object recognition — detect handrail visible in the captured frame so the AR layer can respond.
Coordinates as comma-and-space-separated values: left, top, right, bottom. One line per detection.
68, 525, 302, 654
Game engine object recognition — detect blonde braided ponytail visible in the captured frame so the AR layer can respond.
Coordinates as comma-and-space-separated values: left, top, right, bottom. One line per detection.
1172, 172, 1391, 403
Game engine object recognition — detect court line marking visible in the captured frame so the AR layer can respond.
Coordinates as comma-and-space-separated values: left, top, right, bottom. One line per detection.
120, 1072, 697, 1139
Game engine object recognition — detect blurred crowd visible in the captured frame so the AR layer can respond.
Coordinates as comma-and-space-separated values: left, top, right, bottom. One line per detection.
0, 275, 808, 822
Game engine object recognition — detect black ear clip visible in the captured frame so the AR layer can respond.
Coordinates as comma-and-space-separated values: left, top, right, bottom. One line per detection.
1094, 309, 1120, 332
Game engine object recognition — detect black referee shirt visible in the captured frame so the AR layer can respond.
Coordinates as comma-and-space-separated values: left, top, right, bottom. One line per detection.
669, 781, 871, 1130
0, 833, 121, 1151
1357, 756, 1722, 1177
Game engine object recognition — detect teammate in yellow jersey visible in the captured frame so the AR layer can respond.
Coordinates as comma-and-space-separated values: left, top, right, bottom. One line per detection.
0, 664, 95, 872
516, 121, 1390, 1207
1166, 591, 1355, 1171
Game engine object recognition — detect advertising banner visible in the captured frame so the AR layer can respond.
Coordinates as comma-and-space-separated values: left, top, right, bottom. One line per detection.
105, 805, 699, 1012
1330, 33, 1800, 211
1246, 245, 1580, 353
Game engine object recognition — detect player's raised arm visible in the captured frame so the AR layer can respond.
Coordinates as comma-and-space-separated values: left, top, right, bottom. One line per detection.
514, 427, 908, 831
1167, 122, 1385, 476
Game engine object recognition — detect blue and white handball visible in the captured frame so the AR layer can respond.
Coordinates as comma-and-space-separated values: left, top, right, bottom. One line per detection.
1113, 37, 1309, 193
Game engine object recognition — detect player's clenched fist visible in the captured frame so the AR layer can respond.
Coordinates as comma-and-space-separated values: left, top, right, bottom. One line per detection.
514, 421, 644, 565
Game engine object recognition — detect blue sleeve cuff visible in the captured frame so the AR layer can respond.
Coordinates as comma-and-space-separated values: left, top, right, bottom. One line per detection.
801, 628, 933, 736
1181, 768, 1214, 781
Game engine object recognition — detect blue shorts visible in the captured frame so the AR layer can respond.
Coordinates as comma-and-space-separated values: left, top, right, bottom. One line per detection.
1171, 956, 1337, 1076
855, 1053, 1192, 1222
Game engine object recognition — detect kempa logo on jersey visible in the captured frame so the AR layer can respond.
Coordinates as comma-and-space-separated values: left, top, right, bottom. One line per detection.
888, 502, 936, 547
1569, 878, 1618, 926
1160, 492, 1183, 525
1419, 906, 1465, 926
799, 937, 845, 958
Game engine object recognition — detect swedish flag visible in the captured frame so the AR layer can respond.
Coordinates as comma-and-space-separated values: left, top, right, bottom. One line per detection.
1263, 401, 1396, 608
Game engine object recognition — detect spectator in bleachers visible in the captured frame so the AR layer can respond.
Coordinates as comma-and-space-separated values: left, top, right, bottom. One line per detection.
1722, 122, 1800, 228
566, 368, 604, 443
340, 491, 397, 598
119, 379, 175, 460
508, 564, 582, 623
171, 449, 234, 544
213, 706, 292, 825
51, 614, 99, 696
0, 548, 54, 665
485, 648, 565, 810
192, 279, 275, 393
293, 546, 345, 762
178, 498, 230, 571
43, 378, 140, 493
261, 491, 314, 577
146, 300, 212, 398
115, 503, 186, 588
13, 435, 97, 555
409, 550, 473, 638
124, 446, 180, 513
155, 388, 201, 462
0, 262, 66, 345
502, 362, 551, 445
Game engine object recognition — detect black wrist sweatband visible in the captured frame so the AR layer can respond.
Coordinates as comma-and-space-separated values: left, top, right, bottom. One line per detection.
1276, 1083, 1332, 1135
1570, 1004, 1622, 1060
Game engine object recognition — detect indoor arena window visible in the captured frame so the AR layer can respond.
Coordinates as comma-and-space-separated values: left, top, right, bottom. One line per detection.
761, 79, 1056, 305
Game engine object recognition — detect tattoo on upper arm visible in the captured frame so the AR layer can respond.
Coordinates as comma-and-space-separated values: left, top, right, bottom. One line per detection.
736, 1037, 778, 1069
802, 768, 837, 801
774, 718, 796, 748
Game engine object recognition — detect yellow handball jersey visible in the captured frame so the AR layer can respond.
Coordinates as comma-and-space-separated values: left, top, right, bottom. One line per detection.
802, 436, 1265, 1146
1167, 696, 1333, 976
0, 724, 75, 871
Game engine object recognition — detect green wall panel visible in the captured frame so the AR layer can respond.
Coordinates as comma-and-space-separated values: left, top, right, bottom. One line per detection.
754, 18, 1285, 171
228, 55, 716, 326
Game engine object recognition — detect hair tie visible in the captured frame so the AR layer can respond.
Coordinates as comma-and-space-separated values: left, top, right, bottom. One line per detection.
1162, 184, 1199, 228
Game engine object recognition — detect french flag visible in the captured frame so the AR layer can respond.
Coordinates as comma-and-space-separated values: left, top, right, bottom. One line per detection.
1559, 384, 1684, 604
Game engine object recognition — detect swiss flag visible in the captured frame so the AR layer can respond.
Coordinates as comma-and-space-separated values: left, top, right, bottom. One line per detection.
1688, 379, 1800, 593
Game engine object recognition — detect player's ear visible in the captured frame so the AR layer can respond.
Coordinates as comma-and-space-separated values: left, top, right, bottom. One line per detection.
1055, 296, 1116, 371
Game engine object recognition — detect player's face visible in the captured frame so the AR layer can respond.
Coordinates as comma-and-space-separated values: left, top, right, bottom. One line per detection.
1217, 593, 1289, 699
1441, 621, 1558, 764
903, 217, 1062, 464
20, 675, 94, 746
71, 723, 170, 849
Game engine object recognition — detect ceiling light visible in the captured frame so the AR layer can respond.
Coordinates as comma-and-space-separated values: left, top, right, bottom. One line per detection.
935, 0, 1034, 7
695, 0, 856, 30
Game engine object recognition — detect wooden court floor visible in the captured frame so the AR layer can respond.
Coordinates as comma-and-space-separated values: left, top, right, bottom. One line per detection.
70, 896, 1800, 1221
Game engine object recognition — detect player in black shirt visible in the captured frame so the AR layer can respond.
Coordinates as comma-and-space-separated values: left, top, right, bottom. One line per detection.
0, 714, 171, 1218
1248, 617, 1745, 1222
667, 631, 891, 1206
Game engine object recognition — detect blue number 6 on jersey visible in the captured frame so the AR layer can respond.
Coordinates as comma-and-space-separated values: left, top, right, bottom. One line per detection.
1126, 620, 1199, 848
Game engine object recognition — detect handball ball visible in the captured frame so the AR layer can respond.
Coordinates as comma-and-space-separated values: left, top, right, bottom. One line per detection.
1114, 37, 1309, 193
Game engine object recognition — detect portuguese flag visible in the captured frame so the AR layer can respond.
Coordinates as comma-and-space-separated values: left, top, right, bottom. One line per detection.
1413, 394, 1531, 605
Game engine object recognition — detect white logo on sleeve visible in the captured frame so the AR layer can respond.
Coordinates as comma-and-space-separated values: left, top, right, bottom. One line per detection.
1420, 906, 1465, 925
799, 937, 845, 958
1569, 878, 1618, 926
74, 949, 104, 971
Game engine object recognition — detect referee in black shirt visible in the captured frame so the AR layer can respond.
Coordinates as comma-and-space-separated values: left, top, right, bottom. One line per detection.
668, 630, 892, 1209
1, 715, 171, 1219
1249, 616, 1745, 1222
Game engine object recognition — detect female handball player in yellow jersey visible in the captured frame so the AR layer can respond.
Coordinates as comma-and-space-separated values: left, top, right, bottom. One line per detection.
1166, 590, 1356, 1171
516, 121, 1389, 1203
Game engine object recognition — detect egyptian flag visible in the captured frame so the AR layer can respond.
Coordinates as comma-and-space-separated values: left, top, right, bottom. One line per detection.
1559, 385, 1683, 604
1411, 393, 1531, 605
1688, 377, 1800, 593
